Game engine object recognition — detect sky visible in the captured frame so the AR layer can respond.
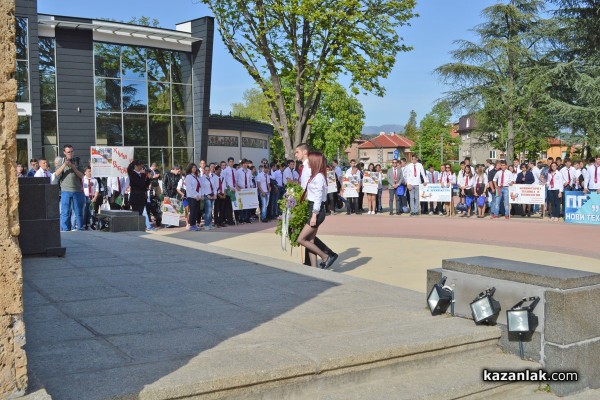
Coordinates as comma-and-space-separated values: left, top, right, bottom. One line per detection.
38, 0, 498, 127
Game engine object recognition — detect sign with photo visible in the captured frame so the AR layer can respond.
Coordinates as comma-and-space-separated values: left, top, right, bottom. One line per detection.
564, 191, 600, 225
362, 171, 380, 195
509, 184, 546, 205
419, 184, 451, 202
90, 146, 134, 177
341, 176, 359, 198
327, 171, 338, 193
161, 197, 184, 227
232, 188, 260, 210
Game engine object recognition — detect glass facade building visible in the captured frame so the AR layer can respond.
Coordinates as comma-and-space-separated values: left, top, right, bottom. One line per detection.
14, 0, 214, 170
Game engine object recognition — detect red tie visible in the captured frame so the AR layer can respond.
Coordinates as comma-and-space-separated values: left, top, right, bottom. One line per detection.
595, 165, 598, 184
194, 176, 200, 192
299, 164, 304, 177
568, 169, 571, 183
430, 174, 434, 183
265, 173, 270, 191
88, 178, 93, 196
117, 178, 121, 192
232, 169, 236, 186
208, 177, 214, 195
218, 177, 223, 193
394, 168, 397, 181
550, 173, 554, 189
446, 173, 449, 184
465, 176, 468, 187
245, 171, 248, 188
500, 171, 504, 186
413, 165, 417, 176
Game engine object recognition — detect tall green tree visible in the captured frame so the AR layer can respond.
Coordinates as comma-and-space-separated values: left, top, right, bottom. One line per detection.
404, 110, 418, 143
435, 0, 554, 162
202, 0, 417, 158
308, 83, 365, 160
416, 101, 458, 168
546, 0, 600, 158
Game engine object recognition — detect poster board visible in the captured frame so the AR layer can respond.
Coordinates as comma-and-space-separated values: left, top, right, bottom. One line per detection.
341, 176, 359, 198
232, 188, 260, 210
419, 184, 451, 202
509, 184, 546, 205
362, 171, 380, 195
327, 171, 338, 194
90, 146, 134, 177
161, 197, 184, 227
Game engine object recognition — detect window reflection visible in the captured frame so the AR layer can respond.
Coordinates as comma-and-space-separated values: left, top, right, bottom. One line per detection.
172, 116, 193, 147
40, 74, 56, 110
147, 48, 170, 82
39, 38, 56, 75
122, 80, 148, 113
94, 43, 121, 78
96, 113, 123, 146
172, 84, 192, 115
16, 17, 28, 61
95, 78, 122, 111
124, 113, 148, 146
148, 81, 171, 114
171, 51, 191, 84
149, 115, 171, 146
41, 112, 57, 145
121, 46, 146, 80
16, 61, 29, 102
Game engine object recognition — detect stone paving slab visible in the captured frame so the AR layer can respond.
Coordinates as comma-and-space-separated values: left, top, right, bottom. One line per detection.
23, 231, 504, 399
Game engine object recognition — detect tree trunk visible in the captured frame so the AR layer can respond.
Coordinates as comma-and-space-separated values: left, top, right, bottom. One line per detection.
506, 117, 515, 163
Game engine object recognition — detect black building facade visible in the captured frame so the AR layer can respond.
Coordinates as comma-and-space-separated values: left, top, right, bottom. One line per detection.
14, 0, 214, 169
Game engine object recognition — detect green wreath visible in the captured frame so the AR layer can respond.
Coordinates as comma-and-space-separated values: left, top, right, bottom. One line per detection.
275, 182, 309, 247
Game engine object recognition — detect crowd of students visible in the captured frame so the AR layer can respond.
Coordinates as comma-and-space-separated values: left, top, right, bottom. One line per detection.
18, 147, 600, 231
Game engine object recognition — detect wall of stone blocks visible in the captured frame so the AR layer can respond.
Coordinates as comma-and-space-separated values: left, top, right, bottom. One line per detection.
0, 0, 28, 397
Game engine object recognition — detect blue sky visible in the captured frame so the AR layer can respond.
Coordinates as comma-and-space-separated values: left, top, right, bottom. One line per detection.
39, 0, 498, 127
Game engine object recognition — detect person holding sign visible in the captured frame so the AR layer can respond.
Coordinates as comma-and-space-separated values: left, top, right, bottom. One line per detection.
296, 152, 337, 269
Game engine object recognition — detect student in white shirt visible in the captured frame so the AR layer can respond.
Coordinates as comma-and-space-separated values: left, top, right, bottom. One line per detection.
583, 155, 600, 194
474, 165, 489, 218
81, 166, 99, 229
201, 166, 217, 230
560, 157, 576, 191
440, 164, 456, 216
256, 165, 272, 222
403, 156, 428, 216
235, 159, 254, 223
295, 151, 337, 269
222, 157, 237, 225
459, 164, 475, 217
34, 158, 52, 179
176, 171, 189, 226
184, 163, 202, 231
492, 160, 513, 219
546, 162, 564, 222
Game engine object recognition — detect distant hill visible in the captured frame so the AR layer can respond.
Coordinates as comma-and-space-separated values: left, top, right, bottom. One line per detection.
362, 125, 404, 135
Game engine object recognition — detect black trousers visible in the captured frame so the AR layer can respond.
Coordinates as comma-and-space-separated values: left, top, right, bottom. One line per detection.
214, 197, 227, 224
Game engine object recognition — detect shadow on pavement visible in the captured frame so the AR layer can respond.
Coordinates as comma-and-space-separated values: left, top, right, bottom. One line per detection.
332, 247, 372, 273
22, 231, 338, 400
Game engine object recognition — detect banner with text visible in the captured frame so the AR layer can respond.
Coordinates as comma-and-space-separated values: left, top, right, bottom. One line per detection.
161, 198, 184, 226
362, 171, 381, 195
232, 188, 260, 211
509, 184, 546, 205
327, 171, 338, 193
419, 184, 451, 202
564, 191, 600, 225
90, 146, 134, 177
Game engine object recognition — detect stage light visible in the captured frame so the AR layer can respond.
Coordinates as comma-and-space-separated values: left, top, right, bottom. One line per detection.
469, 287, 501, 325
507, 297, 540, 359
427, 276, 454, 316
507, 297, 540, 334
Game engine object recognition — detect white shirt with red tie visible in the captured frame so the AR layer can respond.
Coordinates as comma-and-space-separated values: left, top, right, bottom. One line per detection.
235, 168, 254, 189
584, 163, 600, 191
256, 170, 271, 194
82, 176, 99, 199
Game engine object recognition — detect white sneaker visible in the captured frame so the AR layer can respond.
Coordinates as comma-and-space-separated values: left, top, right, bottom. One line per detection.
428, 211, 433, 215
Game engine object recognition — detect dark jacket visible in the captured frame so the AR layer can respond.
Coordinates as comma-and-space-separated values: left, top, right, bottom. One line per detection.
127, 162, 149, 207
163, 171, 181, 198
516, 171, 535, 185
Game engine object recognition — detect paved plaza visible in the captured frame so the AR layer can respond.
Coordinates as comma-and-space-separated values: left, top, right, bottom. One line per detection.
22, 215, 600, 399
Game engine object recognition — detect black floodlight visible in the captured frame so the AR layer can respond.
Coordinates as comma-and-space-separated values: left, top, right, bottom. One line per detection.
469, 287, 501, 325
427, 276, 454, 316
507, 297, 540, 334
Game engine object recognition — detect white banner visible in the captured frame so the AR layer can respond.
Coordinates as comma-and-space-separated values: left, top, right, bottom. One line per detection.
327, 171, 338, 193
161, 198, 183, 226
341, 176, 359, 198
90, 146, 134, 177
232, 188, 260, 210
509, 184, 546, 205
419, 184, 452, 202
362, 171, 381, 195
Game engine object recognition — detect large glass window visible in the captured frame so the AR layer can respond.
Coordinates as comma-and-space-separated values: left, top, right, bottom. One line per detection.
39, 37, 58, 163
93, 42, 193, 167
15, 17, 29, 103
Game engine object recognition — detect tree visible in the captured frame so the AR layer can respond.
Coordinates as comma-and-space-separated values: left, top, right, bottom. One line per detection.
435, 0, 555, 162
202, 0, 417, 158
416, 101, 458, 168
545, 1, 600, 159
404, 110, 418, 143
308, 83, 365, 160
231, 83, 365, 161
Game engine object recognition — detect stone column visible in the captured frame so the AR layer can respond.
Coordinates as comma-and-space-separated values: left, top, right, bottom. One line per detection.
0, 0, 28, 397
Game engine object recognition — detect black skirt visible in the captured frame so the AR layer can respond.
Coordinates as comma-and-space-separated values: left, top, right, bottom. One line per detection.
306, 201, 326, 227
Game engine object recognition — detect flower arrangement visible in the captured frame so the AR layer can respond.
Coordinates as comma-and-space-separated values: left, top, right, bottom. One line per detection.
276, 182, 309, 248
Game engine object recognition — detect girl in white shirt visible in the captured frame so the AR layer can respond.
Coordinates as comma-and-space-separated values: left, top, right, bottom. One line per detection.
184, 163, 202, 231
441, 164, 456, 216
546, 162, 564, 222
474, 165, 489, 218
459, 164, 475, 217
296, 152, 337, 269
